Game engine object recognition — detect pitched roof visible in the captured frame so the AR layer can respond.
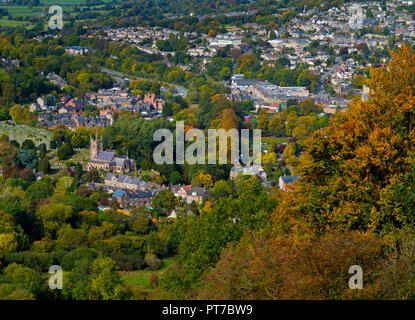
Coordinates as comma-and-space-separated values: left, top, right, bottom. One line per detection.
188, 187, 209, 197
182, 185, 192, 193
105, 173, 142, 186
129, 190, 152, 199
94, 151, 115, 161
114, 157, 126, 166
280, 175, 300, 184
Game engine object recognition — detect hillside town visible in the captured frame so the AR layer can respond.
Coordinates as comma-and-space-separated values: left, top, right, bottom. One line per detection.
1, 0, 415, 302
8, 1, 415, 215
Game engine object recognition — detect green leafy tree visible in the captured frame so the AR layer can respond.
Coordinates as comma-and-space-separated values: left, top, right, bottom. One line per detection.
38, 154, 51, 174
57, 144, 74, 161
2, 264, 42, 297
15, 149, 38, 170
25, 177, 54, 201
88, 257, 126, 300
152, 190, 179, 215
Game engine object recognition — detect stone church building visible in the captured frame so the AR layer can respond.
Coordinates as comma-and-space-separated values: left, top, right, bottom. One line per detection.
87, 137, 136, 174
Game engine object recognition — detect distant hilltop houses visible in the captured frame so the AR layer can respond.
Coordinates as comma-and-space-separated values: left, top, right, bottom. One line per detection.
34, 85, 165, 130
65, 46, 92, 56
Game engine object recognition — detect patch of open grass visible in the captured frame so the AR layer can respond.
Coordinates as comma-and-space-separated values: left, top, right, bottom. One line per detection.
40, 0, 112, 4
4, 6, 48, 17
71, 148, 90, 162
120, 256, 177, 289
0, 18, 29, 27
48, 148, 89, 170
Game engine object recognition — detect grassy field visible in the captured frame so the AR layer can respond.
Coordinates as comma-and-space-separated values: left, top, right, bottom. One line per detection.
0, 121, 52, 146
4, 5, 49, 17
40, 0, 88, 4
120, 256, 177, 289
0, 17, 29, 27
39, 0, 113, 4
261, 136, 291, 152
0, 2, 109, 29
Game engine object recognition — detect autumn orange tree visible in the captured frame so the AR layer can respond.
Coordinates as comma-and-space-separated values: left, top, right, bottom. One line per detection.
287, 45, 415, 233
198, 231, 382, 300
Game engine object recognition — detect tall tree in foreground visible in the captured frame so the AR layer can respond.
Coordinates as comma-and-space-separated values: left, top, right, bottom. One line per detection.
288, 45, 415, 233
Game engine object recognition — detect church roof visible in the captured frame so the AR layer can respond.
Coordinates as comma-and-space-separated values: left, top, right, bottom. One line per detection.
114, 157, 126, 166
94, 151, 115, 161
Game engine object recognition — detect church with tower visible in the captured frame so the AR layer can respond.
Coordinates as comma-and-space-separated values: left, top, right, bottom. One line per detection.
87, 136, 136, 174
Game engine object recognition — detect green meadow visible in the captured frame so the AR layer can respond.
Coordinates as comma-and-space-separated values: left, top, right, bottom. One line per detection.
40, 0, 89, 4
0, 17, 29, 27
0, 0, 112, 29
120, 256, 177, 290
4, 5, 48, 17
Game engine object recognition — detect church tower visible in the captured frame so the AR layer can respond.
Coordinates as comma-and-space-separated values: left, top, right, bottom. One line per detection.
90, 136, 103, 160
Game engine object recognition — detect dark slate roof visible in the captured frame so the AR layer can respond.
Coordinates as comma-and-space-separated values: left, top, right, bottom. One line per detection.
129, 190, 153, 199
280, 175, 300, 184
105, 173, 142, 186
94, 151, 115, 161
114, 156, 127, 166
188, 187, 209, 197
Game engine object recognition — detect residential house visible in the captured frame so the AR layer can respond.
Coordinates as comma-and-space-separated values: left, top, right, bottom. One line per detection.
175, 185, 209, 204
279, 175, 300, 192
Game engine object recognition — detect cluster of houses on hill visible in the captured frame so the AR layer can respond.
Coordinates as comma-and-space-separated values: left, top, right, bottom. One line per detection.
79, 0, 414, 109
1, 57, 20, 70
74, 1, 415, 121
230, 74, 352, 114
33, 86, 165, 130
